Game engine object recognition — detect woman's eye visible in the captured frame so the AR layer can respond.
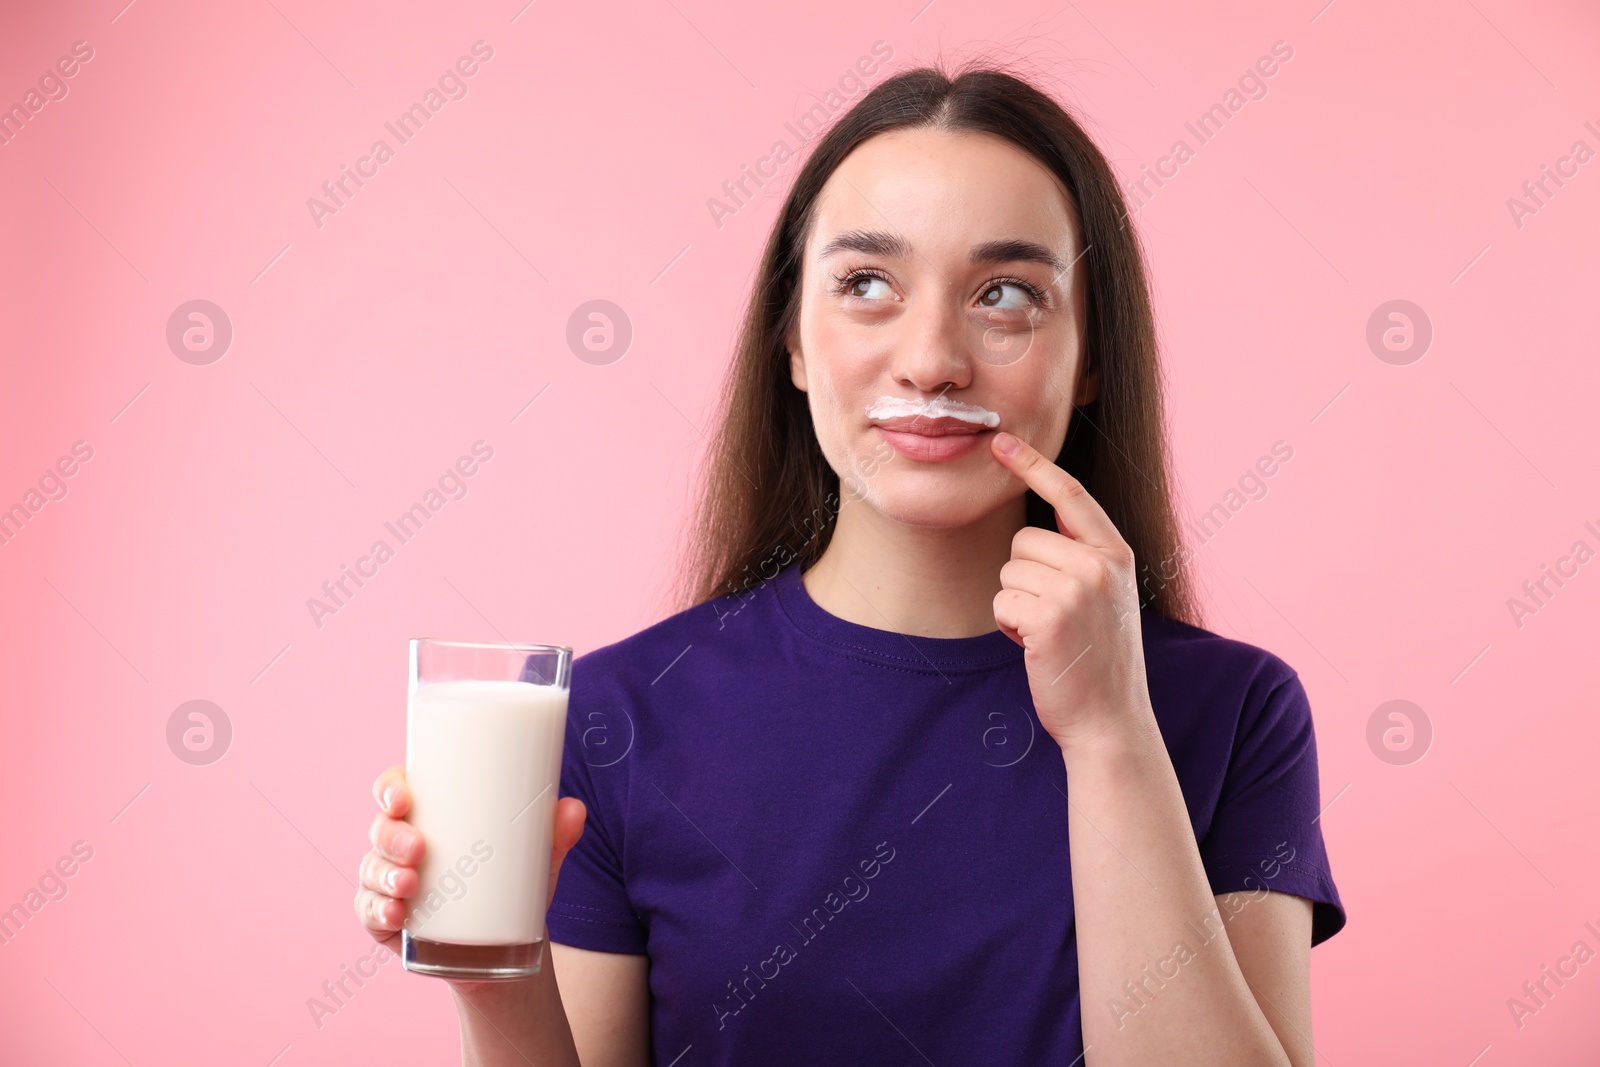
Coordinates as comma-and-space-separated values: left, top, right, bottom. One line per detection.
978, 282, 1037, 309
844, 273, 893, 300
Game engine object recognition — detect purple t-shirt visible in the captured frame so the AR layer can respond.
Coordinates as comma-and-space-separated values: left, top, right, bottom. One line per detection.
544, 562, 1345, 1064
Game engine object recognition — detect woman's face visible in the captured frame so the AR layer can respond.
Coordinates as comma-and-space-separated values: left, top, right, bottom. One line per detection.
787, 126, 1095, 529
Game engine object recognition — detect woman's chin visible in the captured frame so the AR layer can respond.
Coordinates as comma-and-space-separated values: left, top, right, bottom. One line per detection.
847, 478, 1008, 528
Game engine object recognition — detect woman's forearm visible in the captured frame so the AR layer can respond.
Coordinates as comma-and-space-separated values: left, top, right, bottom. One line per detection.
1063, 708, 1288, 1067
450, 955, 582, 1067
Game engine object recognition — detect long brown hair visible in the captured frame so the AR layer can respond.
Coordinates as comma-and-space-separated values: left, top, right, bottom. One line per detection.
668, 58, 1202, 628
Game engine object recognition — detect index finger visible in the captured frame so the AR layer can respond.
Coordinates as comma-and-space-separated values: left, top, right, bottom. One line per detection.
372, 765, 410, 817
990, 431, 1121, 549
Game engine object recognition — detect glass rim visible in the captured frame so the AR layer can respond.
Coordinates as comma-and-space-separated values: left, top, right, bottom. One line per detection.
410, 638, 573, 655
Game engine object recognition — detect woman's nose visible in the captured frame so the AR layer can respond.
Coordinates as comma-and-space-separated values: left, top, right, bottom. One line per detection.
886, 295, 975, 393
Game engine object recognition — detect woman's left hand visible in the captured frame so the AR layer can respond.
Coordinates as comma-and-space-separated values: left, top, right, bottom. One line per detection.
989, 430, 1155, 750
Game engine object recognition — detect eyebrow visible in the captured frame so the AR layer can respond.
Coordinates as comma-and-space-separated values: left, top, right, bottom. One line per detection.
816, 229, 1068, 276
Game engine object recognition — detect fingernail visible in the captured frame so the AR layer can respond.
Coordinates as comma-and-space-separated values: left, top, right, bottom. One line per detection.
382, 785, 399, 812
392, 828, 414, 857
384, 866, 401, 893
994, 431, 1019, 455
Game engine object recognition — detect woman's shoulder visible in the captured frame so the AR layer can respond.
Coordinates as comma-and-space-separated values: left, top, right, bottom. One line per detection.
568, 584, 762, 696
1138, 609, 1308, 741
1140, 608, 1300, 689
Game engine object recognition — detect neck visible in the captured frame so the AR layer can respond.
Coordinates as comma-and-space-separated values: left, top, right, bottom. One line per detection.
803, 491, 1028, 638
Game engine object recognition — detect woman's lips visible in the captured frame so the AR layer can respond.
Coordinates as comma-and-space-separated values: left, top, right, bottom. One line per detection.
865, 397, 1002, 462
875, 424, 992, 461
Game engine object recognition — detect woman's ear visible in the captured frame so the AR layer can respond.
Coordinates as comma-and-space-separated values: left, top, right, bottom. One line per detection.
787, 330, 808, 393
1074, 361, 1100, 406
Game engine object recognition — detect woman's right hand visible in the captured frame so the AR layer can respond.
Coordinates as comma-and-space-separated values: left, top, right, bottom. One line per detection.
355, 765, 588, 971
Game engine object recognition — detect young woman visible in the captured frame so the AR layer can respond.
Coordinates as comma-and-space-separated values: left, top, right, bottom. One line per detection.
357, 61, 1345, 1066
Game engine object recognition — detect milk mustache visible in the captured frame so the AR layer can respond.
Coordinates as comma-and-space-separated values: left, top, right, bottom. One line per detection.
404, 679, 568, 945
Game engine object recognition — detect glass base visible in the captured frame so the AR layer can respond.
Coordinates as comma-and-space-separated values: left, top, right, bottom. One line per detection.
401, 931, 545, 980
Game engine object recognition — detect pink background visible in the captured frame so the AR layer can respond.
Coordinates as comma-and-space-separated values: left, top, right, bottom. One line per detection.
3, 0, 1598, 1063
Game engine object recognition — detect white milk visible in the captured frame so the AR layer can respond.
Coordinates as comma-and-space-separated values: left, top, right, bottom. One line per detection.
404, 679, 568, 945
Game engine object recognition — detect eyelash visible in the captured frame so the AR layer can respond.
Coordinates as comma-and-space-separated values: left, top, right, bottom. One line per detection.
830, 269, 1049, 307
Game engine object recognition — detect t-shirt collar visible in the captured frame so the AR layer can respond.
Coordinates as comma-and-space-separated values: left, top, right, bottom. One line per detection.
772, 563, 1024, 674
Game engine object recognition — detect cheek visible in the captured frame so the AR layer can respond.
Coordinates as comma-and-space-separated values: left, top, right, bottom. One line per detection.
799, 354, 852, 471
819, 378, 876, 487
1014, 351, 1080, 435
799, 345, 884, 492
800, 318, 868, 433
1048, 374, 1077, 430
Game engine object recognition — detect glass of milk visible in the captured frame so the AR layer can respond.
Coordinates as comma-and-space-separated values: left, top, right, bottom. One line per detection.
400, 638, 572, 981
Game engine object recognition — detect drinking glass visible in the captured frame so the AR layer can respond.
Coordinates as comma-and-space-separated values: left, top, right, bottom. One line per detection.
401, 638, 571, 980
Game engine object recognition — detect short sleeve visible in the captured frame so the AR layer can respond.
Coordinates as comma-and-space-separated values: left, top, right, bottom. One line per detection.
1198, 668, 1347, 947
543, 658, 649, 955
